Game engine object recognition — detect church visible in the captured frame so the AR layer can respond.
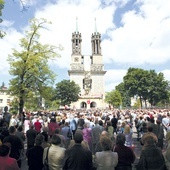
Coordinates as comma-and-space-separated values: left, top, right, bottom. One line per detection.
68, 19, 107, 109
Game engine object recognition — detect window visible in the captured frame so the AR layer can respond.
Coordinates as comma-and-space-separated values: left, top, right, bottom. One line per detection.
7, 99, 10, 103
0, 99, 3, 103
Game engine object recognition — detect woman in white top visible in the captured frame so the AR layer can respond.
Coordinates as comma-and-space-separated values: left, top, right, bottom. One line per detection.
124, 124, 133, 147
94, 136, 118, 170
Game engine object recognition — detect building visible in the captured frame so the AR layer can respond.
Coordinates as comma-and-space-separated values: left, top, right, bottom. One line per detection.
0, 86, 14, 112
68, 20, 107, 109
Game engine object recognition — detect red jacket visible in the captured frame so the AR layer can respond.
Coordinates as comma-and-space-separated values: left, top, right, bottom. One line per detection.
48, 122, 60, 136
0, 156, 20, 170
34, 121, 42, 133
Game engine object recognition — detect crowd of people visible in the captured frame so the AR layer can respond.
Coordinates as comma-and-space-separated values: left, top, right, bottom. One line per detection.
0, 107, 170, 170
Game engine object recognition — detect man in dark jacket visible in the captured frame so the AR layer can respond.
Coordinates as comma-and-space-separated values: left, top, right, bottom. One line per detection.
136, 133, 166, 170
3, 126, 24, 168
26, 124, 37, 150
91, 119, 105, 154
27, 134, 44, 170
63, 132, 93, 170
111, 115, 118, 134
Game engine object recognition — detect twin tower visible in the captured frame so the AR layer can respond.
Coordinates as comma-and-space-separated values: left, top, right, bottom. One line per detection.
68, 21, 107, 109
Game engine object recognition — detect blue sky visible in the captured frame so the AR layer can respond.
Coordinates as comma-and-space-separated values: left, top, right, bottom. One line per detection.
1, 0, 170, 92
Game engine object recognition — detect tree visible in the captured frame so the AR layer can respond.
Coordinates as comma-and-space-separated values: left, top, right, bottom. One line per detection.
105, 90, 122, 108
8, 97, 19, 114
132, 98, 141, 109
123, 68, 169, 108
55, 80, 80, 106
41, 86, 60, 109
123, 68, 150, 108
8, 18, 62, 115
0, 0, 5, 38
19, 0, 29, 11
147, 70, 169, 107
115, 82, 131, 108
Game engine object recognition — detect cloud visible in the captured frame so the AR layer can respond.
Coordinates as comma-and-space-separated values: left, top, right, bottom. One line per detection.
102, 0, 170, 65
18, 0, 39, 9
0, 28, 22, 75
1, 0, 170, 90
105, 69, 127, 91
161, 70, 170, 82
33, 0, 116, 69
0, 20, 14, 27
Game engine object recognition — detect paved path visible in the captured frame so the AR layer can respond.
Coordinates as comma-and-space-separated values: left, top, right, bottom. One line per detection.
131, 132, 142, 169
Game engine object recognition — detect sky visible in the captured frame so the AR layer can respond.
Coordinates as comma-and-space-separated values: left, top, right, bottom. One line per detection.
1, 0, 170, 92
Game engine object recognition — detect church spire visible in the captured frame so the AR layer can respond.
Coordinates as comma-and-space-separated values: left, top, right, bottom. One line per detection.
76, 17, 78, 33
94, 17, 97, 33
72, 17, 82, 55
91, 17, 101, 55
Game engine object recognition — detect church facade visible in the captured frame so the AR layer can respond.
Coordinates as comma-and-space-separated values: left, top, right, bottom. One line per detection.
68, 28, 107, 109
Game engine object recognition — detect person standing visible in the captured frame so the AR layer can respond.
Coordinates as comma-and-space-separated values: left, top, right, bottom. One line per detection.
24, 116, 31, 134
26, 124, 37, 150
136, 116, 144, 141
63, 132, 93, 170
61, 122, 72, 149
27, 134, 44, 170
15, 125, 25, 143
48, 117, 60, 138
94, 136, 118, 170
34, 118, 42, 134
162, 113, 170, 131
136, 133, 166, 170
82, 123, 92, 151
0, 143, 20, 170
111, 115, 118, 134
69, 116, 77, 135
9, 115, 17, 127
124, 124, 133, 147
77, 114, 85, 130
94, 131, 115, 154
163, 131, 170, 170
114, 133, 135, 170
156, 119, 164, 150
54, 128, 66, 148
0, 122, 9, 142
43, 134, 65, 170
105, 121, 114, 141
3, 106, 11, 127
3, 126, 24, 168
91, 119, 105, 154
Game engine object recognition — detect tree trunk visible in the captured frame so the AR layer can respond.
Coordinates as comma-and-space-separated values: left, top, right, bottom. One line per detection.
145, 100, 147, 108
139, 96, 143, 109
19, 90, 25, 124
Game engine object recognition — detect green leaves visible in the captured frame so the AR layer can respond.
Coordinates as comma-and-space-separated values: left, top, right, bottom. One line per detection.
55, 80, 81, 106
0, 0, 5, 38
8, 18, 62, 113
105, 90, 122, 108
123, 68, 169, 107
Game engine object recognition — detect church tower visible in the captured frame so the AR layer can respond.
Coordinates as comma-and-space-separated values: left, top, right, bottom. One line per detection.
68, 18, 106, 109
